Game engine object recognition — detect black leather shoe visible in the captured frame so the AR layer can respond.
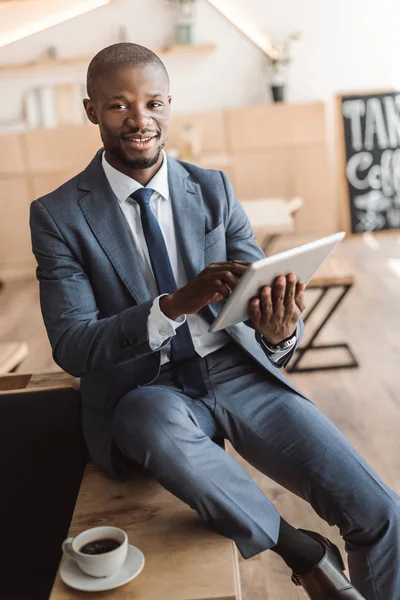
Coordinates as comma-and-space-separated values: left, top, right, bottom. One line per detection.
291, 530, 366, 599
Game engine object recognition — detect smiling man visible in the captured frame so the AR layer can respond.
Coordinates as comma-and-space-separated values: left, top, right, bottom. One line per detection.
30, 43, 399, 600
84, 49, 170, 182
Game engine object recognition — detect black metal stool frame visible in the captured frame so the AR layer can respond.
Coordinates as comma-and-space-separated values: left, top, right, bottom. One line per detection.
287, 281, 359, 374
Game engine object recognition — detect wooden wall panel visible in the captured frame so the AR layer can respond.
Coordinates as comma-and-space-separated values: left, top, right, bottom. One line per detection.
0, 134, 26, 175
24, 125, 101, 173
167, 110, 229, 154
290, 146, 337, 234
30, 171, 80, 199
0, 100, 338, 278
226, 102, 326, 153
231, 151, 290, 200
0, 178, 34, 269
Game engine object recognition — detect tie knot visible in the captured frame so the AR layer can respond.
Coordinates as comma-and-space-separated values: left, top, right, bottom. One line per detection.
130, 188, 154, 207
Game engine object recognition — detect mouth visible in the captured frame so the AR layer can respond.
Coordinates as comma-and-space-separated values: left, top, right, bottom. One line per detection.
122, 134, 158, 151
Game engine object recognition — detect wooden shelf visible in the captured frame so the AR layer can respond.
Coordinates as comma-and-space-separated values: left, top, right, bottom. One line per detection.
156, 42, 217, 55
0, 43, 217, 73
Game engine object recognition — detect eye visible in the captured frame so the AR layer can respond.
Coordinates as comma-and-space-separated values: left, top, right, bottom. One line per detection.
110, 104, 128, 110
149, 102, 163, 108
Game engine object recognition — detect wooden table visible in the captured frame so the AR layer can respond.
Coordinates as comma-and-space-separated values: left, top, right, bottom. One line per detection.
240, 197, 303, 253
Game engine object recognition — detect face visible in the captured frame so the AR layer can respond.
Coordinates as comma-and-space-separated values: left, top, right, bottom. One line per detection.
84, 64, 172, 178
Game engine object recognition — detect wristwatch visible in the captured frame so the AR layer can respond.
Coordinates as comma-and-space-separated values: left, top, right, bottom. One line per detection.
262, 330, 297, 352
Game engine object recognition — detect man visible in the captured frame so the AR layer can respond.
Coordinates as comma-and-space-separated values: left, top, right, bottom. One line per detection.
30, 43, 399, 599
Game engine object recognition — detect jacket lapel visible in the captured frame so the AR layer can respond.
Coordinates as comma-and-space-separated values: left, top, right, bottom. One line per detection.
77, 151, 150, 304
168, 158, 220, 323
167, 158, 205, 281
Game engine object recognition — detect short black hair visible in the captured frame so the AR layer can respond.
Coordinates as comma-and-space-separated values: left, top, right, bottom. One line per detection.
86, 42, 170, 99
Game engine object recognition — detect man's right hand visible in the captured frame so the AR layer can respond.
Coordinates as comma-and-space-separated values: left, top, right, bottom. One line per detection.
159, 261, 251, 320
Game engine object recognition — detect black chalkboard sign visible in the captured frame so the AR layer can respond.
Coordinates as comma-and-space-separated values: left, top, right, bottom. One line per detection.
338, 91, 400, 233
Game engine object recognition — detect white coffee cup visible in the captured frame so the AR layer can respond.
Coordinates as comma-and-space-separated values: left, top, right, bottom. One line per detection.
62, 526, 128, 578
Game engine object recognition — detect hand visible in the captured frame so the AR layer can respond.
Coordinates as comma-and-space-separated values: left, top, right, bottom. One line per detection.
249, 273, 306, 344
160, 261, 251, 320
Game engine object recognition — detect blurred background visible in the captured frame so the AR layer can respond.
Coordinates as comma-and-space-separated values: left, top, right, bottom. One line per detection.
0, 1, 399, 598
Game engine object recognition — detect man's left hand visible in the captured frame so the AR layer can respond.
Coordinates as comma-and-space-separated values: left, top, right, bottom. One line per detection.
249, 273, 305, 345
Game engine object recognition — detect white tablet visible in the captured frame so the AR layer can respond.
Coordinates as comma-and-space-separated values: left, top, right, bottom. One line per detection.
209, 232, 345, 332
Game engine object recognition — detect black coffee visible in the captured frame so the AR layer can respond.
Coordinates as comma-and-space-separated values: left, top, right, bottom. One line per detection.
80, 538, 121, 555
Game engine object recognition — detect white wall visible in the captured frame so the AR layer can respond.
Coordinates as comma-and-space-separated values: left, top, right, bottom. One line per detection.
0, 0, 398, 123
235, 0, 400, 104
0, 0, 266, 124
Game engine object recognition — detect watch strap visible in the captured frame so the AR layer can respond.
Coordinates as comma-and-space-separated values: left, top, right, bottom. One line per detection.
262, 331, 297, 352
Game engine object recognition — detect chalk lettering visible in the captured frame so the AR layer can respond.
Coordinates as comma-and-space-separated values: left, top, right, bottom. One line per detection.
342, 99, 365, 151
341, 92, 400, 232
383, 95, 400, 148
346, 152, 373, 190
365, 98, 389, 150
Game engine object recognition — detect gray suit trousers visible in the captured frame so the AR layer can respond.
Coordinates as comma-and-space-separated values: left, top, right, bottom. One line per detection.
112, 343, 400, 600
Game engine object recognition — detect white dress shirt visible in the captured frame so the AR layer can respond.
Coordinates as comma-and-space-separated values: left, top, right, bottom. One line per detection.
101, 151, 294, 365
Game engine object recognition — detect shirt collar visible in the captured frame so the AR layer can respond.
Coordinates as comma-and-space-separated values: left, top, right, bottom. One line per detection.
101, 150, 169, 204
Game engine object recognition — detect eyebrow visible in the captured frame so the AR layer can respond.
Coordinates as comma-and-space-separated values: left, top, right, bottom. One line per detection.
107, 95, 128, 102
107, 92, 164, 101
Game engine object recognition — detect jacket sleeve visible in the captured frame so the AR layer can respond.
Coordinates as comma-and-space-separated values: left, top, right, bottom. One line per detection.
220, 170, 304, 366
30, 199, 157, 377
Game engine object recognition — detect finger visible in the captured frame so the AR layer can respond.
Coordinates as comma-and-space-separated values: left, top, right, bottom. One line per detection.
295, 291, 306, 313
213, 279, 233, 300
248, 297, 262, 325
224, 263, 251, 277
272, 275, 286, 315
295, 281, 305, 298
210, 270, 239, 292
211, 260, 252, 265
207, 262, 251, 276
259, 286, 273, 322
210, 292, 224, 303
284, 273, 297, 310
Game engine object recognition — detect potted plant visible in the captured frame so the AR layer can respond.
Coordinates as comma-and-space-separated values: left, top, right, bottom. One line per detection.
265, 31, 301, 102
167, 0, 197, 45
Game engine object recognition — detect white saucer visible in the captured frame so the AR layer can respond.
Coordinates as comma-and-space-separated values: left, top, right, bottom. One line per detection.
60, 544, 145, 592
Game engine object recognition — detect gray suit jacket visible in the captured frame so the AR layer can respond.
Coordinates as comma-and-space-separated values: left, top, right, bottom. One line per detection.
30, 151, 305, 473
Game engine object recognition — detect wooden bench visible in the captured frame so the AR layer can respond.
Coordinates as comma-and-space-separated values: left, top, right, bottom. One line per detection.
50, 459, 242, 600
1, 372, 242, 600
287, 274, 359, 373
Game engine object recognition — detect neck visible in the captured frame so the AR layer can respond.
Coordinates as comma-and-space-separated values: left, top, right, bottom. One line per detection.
104, 150, 164, 186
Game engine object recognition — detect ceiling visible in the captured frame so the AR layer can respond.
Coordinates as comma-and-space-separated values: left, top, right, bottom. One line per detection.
0, 0, 112, 48
0, 0, 272, 59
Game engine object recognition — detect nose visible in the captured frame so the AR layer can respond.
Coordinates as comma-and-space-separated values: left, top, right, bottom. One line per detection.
124, 104, 152, 130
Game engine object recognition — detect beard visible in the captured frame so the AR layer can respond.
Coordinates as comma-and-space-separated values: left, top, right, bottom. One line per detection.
111, 137, 166, 170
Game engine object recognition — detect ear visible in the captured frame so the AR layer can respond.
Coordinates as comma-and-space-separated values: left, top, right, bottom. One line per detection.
83, 98, 99, 125
168, 95, 172, 106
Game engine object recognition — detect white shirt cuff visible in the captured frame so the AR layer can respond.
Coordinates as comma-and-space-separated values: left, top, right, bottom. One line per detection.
148, 294, 186, 351
261, 324, 298, 364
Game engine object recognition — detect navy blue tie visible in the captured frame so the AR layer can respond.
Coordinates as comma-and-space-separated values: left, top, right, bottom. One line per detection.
131, 187, 207, 399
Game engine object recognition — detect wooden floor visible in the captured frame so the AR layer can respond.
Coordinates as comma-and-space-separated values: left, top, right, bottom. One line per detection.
1, 232, 400, 599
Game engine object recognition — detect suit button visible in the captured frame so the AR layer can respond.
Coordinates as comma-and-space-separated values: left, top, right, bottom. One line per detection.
126, 336, 136, 346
